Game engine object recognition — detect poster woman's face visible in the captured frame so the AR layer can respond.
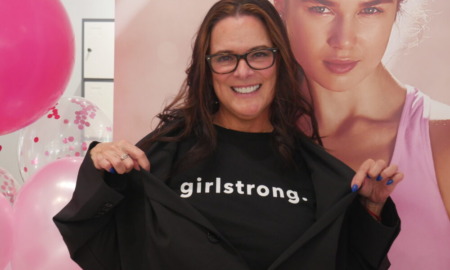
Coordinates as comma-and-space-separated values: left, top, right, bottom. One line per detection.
275, 0, 398, 91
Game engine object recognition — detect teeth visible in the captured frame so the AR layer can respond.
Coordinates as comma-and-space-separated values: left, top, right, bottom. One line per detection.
232, 85, 260, 94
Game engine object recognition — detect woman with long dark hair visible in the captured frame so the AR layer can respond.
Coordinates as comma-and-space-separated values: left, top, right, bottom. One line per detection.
54, 1, 402, 269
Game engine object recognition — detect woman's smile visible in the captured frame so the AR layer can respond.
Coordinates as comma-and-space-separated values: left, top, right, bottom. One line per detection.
231, 84, 261, 94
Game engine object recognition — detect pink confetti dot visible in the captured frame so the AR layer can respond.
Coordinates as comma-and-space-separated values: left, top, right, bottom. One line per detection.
69, 146, 75, 151
64, 119, 69, 124
24, 167, 28, 173
0, 145, 2, 151
45, 151, 50, 156
68, 136, 74, 142
75, 152, 81, 156
47, 114, 53, 118
34, 137, 39, 143
55, 115, 61, 119
31, 158, 39, 165
85, 122, 91, 127
78, 125, 84, 130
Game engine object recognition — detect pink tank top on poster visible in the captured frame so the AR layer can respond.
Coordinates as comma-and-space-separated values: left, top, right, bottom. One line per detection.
389, 86, 450, 269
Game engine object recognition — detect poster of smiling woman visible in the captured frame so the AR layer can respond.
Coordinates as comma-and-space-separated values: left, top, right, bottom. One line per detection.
107, 0, 449, 269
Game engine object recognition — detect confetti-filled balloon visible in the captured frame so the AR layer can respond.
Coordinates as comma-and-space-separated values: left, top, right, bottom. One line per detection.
18, 96, 113, 181
0, 0, 74, 135
0, 167, 21, 204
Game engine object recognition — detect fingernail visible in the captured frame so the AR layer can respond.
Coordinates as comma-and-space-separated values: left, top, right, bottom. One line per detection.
386, 179, 394, 185
109, 168, 116, 174
376, 175, 383, 181
351, 184, 359, 192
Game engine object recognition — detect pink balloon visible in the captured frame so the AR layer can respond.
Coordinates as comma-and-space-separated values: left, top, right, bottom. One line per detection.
12, 157, 82, 270
0, 0, 74, 135
0, 195, 13, 269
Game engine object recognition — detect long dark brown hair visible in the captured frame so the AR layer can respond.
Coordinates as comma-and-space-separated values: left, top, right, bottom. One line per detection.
137, 0, 320, 167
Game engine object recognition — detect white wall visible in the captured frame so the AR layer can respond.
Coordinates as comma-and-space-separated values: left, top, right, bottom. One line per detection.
0, 0, 114, 184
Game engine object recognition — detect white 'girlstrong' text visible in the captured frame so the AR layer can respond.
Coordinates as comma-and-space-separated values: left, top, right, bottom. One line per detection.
179, 177, 309, 205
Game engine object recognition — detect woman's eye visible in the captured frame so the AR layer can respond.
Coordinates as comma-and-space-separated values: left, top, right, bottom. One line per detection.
360, 7, 382, 15
216, 55, 234, 63
308, 6, 332, 14
251, 51, 269, 59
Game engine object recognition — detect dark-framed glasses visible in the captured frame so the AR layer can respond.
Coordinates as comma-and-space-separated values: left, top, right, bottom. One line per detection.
206, 48, 278, 74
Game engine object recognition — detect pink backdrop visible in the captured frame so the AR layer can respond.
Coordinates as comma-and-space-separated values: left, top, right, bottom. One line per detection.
115, 0, 450, 143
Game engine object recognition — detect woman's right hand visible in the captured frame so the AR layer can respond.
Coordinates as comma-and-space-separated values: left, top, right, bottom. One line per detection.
90, 140, 151, 174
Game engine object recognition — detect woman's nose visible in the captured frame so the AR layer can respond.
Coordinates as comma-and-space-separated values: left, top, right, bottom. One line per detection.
233, 58, 254, 78
327, 16, 357, 50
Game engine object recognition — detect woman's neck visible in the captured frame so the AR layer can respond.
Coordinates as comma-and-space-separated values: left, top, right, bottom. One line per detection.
307, 65, 406, 134
213, 113, 273, 133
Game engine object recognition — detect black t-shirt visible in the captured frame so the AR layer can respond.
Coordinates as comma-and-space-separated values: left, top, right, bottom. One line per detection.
167, 126, 316, 270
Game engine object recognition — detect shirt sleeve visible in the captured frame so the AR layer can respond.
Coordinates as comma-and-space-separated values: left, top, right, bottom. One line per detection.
53, 144, 128, 270
343, 197, 401, 269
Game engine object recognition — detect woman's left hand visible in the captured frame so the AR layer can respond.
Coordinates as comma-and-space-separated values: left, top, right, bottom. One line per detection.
351, 159, 404, 216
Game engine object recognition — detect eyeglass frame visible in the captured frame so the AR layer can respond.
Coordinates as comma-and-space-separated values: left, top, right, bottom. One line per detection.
206, 48, 278, 74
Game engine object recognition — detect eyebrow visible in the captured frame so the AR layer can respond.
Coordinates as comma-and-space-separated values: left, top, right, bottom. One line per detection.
301, 0, 394, 7
211, 46, 271, 55
361, 0, 394, 7
301, 0, 336, 6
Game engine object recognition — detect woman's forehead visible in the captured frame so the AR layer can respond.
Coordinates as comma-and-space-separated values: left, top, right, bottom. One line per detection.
285, 0, 399, 7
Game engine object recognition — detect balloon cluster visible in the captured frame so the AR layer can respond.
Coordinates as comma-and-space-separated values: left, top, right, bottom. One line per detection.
0, 96, 112, 269
0, 0, 113, 269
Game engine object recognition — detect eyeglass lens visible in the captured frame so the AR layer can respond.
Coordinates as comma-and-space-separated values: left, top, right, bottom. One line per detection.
209, 49, 275, 74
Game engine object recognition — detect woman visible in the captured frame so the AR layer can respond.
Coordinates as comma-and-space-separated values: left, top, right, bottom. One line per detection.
274, 0, 450, 269
54, 0, 402, 269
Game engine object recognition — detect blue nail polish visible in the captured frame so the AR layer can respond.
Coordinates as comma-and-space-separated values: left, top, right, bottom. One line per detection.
386, 179, 394, 185
366, 174, 371, 179
109, 168, 116, 174
351, 184, 359, 192
376, 175, 383, 181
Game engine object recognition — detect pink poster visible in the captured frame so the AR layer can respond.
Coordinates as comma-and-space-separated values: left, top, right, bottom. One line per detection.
115, 1, 450, 269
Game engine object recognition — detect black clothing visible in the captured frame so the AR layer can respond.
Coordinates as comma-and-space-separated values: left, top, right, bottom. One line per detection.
167, 126, 316, 269
54, 131, 400, 270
